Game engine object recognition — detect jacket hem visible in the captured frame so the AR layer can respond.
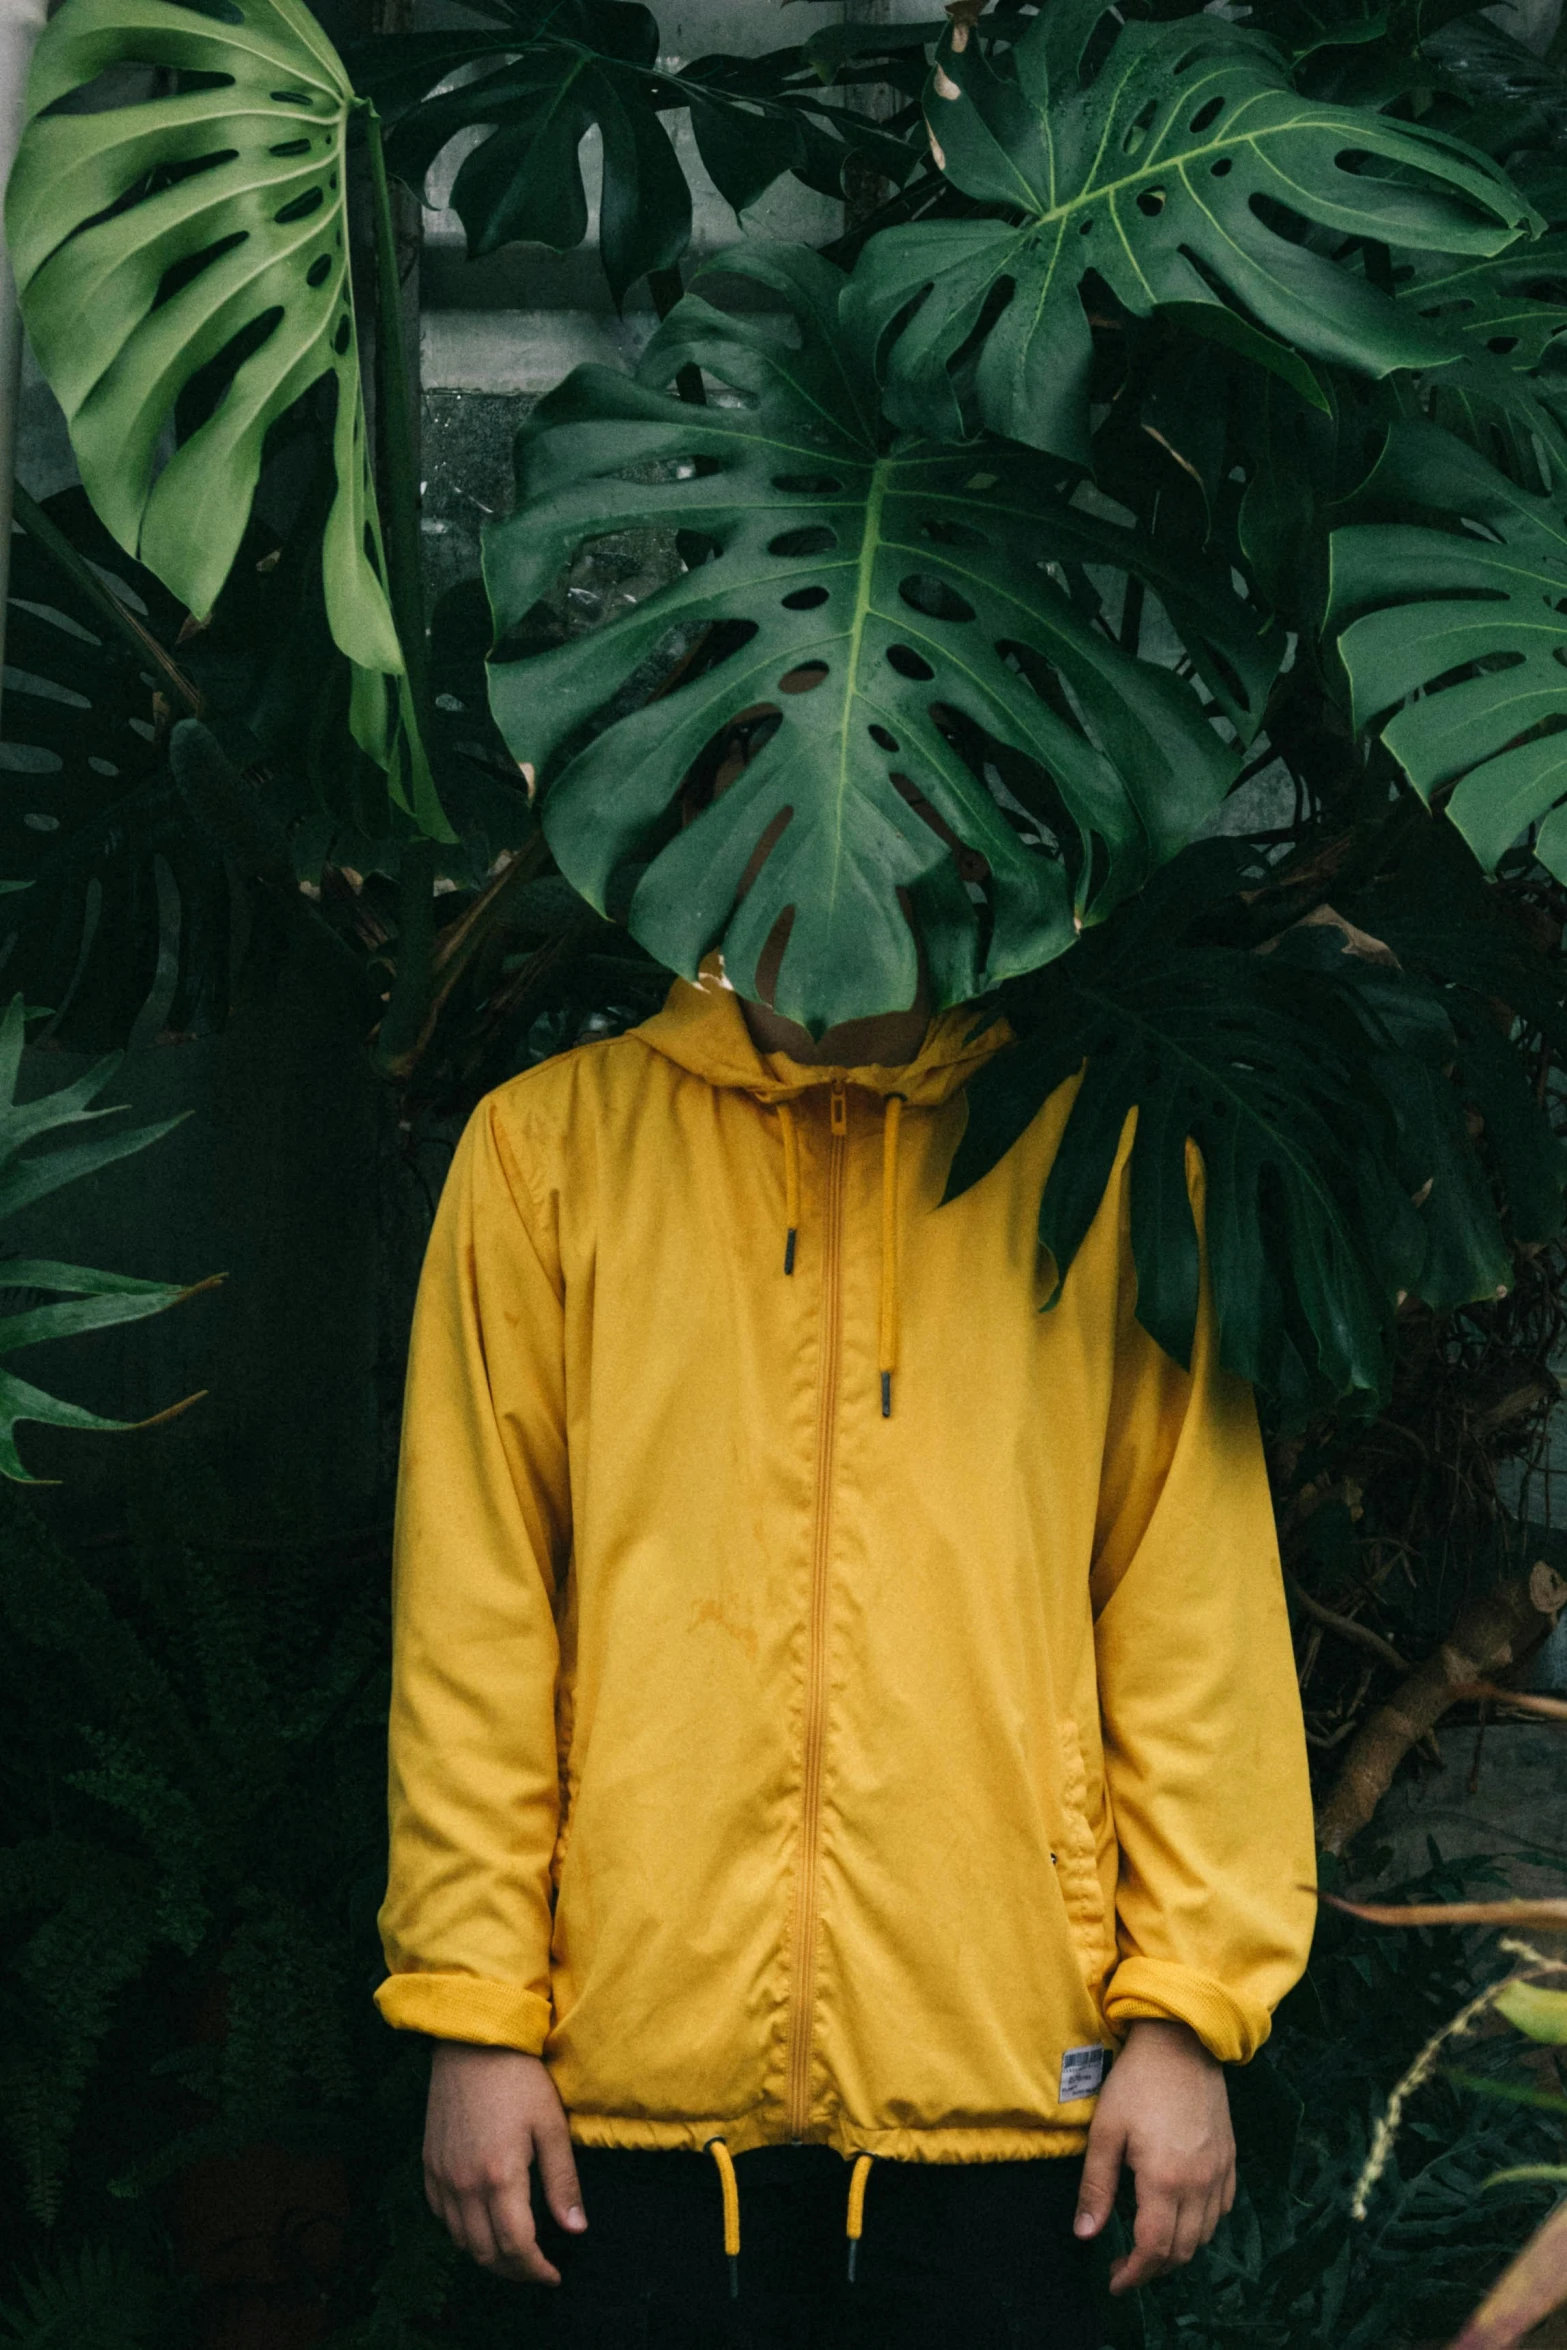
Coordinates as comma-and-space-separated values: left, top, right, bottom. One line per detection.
565, 2112, 1091, 2162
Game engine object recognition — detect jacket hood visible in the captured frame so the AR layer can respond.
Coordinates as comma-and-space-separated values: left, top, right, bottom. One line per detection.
632, 957, 1012, 1108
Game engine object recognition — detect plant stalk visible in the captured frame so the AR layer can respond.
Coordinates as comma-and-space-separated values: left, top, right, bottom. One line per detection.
360, 99, 427, 714
11, 483, 205, 714
360, 98, 439, 1078
647, 266, 706, 408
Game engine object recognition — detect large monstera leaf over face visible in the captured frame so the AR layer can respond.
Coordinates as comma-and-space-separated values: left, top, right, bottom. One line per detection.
1331, 423, 1567, 884
484, 247, 1276, 1033
848, 0, 1535, 462
3, 0, 442, 827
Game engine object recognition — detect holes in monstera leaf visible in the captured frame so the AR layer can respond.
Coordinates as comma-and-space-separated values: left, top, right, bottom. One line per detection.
869, 724, 899, 752
1188, 94, 1225, 134
269, 136, 311, 157
769, 524, 837, 557
1210, 157, 1233, 178
780, 662, 828, 694
772, 472, 844, 494
886, 644, 935, 681
1137, 188, 1166, 218
306, 253, 333, 289
153, 229, 247, 312
781, 586, 829, 611
173, 304, 283, 441
274, 185, 324, 225
898, 575, 976, 624
1122, 99, 1157, 157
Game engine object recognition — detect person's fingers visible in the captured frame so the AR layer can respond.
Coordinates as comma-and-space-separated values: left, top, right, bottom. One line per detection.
454, 2190, 503, 2272
1109, 2243, 1175, 2294
1169, 2191, 1209, 2268
1221, 2162, 1237, 2217
485, 2175, 562, 2287
534, 2104, 588, 2235
1108, 2176, 1179, 2294
431, 2184, 466, 2251
1073, 2114, 1127, 2240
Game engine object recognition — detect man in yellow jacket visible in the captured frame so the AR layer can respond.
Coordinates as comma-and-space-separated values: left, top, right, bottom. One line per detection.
374, 783, 1317, 2341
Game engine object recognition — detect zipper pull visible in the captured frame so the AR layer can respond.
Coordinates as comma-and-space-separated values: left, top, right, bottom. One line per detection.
830, 1082, 848, 1138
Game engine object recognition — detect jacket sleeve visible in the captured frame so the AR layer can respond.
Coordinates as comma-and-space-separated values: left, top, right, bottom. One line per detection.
1089, 1145, 1316, 2065
373, 1090, 570, 2053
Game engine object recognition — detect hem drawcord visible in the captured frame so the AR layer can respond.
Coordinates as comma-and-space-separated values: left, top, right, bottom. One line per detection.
845, 2150, 874, 2281
705, 2135, 741, 2298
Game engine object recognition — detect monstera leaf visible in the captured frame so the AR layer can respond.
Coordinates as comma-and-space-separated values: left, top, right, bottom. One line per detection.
1331, 422, 1567, 884
847, 0, 1535, 462
0, 489, 235, 1051
4, 0, 444, 835
483, 246, 1278, 1030
354, 1, 914, 303
946, 840, 1551, 1421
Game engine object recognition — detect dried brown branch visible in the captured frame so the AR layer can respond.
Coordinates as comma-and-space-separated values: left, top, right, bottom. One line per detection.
1316, 1563, 1567, 1855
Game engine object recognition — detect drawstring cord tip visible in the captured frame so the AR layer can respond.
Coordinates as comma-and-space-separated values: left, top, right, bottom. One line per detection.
880, 1370, 892, 1418
845, 2151, 873, 2284
784, 1228, 796, 1276
729, 2254, 740, 2301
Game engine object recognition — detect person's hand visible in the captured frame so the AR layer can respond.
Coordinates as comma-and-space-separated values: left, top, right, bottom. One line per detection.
1072, 2018, 1235, 2293
424, 2042, 586, 2285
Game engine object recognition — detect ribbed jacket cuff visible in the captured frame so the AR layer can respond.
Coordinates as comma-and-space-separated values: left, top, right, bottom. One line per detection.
1103, 1958, 1267, 2065
373, 1971, 552, 2054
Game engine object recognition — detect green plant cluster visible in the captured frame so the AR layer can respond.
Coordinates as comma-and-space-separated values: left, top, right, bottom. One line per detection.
12, 0, 1567, 1422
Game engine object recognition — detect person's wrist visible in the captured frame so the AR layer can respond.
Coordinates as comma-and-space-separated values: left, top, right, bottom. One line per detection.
1122, 2017, 1219, 2064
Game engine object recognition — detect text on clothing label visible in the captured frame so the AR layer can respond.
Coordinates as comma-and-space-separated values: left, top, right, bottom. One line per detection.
1059, 2044, 1108, 2102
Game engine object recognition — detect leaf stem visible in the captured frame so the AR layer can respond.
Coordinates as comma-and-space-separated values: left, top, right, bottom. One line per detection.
12, 485, 203, 716
648, 266, 707, 408
360, 99, 440, 1079
360, 99, 426, 711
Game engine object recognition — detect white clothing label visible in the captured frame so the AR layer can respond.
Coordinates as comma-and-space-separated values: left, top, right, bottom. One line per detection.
1059, 2043, 1108, 2102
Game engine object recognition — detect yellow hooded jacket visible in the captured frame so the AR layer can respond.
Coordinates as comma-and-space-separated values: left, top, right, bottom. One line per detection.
375, 965, 1316, 2166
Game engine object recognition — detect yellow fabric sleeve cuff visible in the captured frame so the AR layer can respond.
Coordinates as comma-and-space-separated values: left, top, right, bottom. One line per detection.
373, 1971, 552, 2054
1103, 1958, 1267, 2065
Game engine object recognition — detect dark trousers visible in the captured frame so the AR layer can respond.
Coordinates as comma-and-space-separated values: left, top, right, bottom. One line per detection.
537, 2144, 1099, 2348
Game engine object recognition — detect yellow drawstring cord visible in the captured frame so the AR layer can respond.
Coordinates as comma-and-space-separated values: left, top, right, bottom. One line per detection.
705, 2136, 741, 2299
845, 2152, 874, 2281
777, 1101, 801, 1275
879, 1097, 904, 1417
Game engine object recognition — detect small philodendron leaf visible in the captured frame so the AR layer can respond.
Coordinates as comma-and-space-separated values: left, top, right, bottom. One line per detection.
484, 246, 1276, 1033
1331, 422, 1567, 884
847, 3, 1537, 462
0, 995, 217, 1482
1496, 1982, 1567, 2045
355, 2, 913, 305
945, 842, 1524, 1420
5, 0, 444, 835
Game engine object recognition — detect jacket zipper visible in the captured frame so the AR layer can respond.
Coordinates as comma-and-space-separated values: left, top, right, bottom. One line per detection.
787, 1078, 848, 2139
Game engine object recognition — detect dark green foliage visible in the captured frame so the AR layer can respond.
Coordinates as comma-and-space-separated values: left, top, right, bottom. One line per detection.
846, 2, 1532, 462
0, 491, 231, 1052
351, 0, 915, 304
947, 828, 1567, 1422
1332, 423, 1567, 886
485, 243, 1275, 1031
